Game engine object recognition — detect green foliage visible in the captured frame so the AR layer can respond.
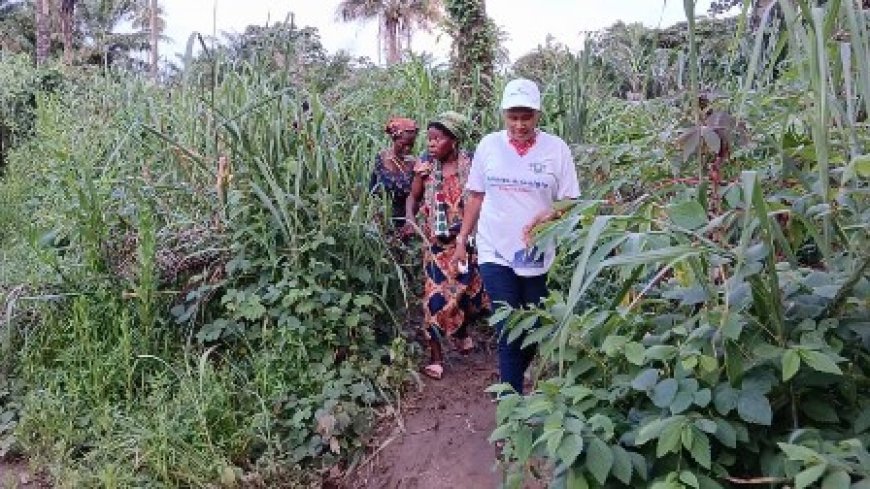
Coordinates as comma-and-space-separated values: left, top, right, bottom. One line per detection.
0, 31, 422, 484
492, 4, 870, 487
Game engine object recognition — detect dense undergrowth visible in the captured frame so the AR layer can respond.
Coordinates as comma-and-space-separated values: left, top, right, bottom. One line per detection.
1, 1, 869, 487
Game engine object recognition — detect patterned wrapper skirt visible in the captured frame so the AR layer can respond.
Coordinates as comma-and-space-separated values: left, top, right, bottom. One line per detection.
422, 239, 489, 340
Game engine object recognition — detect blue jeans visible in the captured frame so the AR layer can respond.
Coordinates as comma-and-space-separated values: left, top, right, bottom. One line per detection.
479, 263, 548, 394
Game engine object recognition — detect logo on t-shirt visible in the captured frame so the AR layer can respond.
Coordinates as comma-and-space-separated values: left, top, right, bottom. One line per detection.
528, 161, 544, 174
512, 246, 545, 269
529, 157, 555, 175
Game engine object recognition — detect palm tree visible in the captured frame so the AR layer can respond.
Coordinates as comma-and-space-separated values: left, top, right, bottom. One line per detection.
131, 0, 165, 79
76, 0, 144, 68
336, 0, 443, 65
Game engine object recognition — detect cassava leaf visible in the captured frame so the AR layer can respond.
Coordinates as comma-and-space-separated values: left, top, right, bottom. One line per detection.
586, 437, 614, 485
714, 384, 739, 415
795, 463, 827, 489
800, 350, 843, 376
632, 369, 659, 391
558, 433, 584, 466
689, 431, 712, 469
737, 390, 772, 426
611, 445, 633, 484
821, 470, 850, 489
783, 349, 801, 381
652, 379, 679, 408
657, 419, 684, 457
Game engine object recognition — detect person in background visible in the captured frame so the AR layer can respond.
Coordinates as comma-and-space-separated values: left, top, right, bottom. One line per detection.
452, 79, 580, 394
370, 117, 419, 239
406, 111, 489, 380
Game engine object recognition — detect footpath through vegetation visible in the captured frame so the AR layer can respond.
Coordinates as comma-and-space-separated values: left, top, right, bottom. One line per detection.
1, 0, 869, 487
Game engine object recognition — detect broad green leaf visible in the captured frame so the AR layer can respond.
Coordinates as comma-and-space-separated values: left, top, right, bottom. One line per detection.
636, 418, 666, 445
629, 452, 648, 480
611, 445, 633, 484
693, 419, 717, 434
489, 423, 513, 443
652, 379, 679, 408
713, 418, 737, 448
690, 431, 712, 469
632, 369, 659, 391
670, 391, 694, 414
680, 470, 700, 488
567, 467, 589, 489
624, 342, 646, 365
821, 470, 851, 489
679, 127, 701, 162
698, 355, 718, 373
657, 419, 683, 457
795, 463, 828, 489
588, 414, 614, 438
601, 335, 628, 356
800, 350, 843, 376
713, 384, 739, 415
778, 443, 822, 463
546, 428, 566, 457
586, 438, 614, 484
646, 345, 678, 361
558, 433, 585, 466
721, 312, 745, 340
496, 395, 521, 422
844, 154, 870, 183
693, 389, 712, 408
681, 424, 694, 451
737, 390, 772, 425
782, 349, 801, 381
801, 398, 839, 423
724, 341, 744, 385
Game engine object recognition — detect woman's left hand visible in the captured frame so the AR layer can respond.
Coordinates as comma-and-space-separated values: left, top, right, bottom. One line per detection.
522, 210, 555, 248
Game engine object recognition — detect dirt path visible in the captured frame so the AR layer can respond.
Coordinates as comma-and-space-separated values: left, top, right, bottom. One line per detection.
346, 337, 504, 489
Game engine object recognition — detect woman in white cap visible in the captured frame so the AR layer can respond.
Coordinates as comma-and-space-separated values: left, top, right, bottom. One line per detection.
452, 78, 580, 394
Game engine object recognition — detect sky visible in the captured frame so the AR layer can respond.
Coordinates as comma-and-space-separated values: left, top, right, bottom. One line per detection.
162, 0, 716, 64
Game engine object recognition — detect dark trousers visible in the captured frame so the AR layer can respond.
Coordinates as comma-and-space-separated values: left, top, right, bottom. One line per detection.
479, 263, 548, 394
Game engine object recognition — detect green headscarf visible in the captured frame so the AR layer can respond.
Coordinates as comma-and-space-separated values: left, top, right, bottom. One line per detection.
428, 111, 469, 142
427, 111, 470, 240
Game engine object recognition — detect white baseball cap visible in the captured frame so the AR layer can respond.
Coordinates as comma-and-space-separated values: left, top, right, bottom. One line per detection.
500, 78, 541, 111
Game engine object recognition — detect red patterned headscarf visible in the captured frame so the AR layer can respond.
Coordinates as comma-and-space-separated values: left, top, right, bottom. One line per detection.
385, 117, 418, 138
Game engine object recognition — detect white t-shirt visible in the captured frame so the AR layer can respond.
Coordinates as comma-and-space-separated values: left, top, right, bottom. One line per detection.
467, 130, 580, 276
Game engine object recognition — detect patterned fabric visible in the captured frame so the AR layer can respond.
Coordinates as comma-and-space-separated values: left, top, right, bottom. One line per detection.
508, 135, 537, 156
415, 151, 472, 239
414, 151, 489, 338
385, 117, 418, 138
369, 149, 416, 227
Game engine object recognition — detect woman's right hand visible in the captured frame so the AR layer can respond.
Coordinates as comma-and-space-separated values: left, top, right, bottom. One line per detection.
451, 238, 468, 275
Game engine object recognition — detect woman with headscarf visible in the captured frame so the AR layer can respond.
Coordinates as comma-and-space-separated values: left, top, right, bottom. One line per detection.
406, 111, 489, 380
370, 117, 420, 238
452, 79, 581, 394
